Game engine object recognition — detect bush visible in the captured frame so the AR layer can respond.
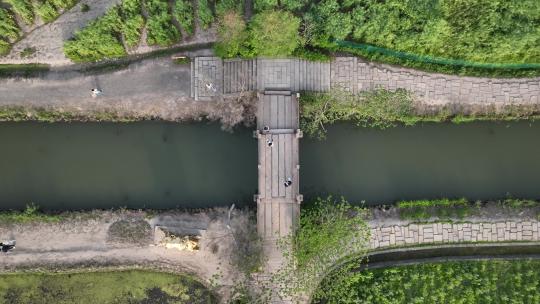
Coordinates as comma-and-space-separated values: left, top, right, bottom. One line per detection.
36, 1, 60, 23
249, 10, 300, 57
0, 39, 10, 55
4, 0, 34, 24
215, 0, 242, 16
20, 46, 36, 57
173, 0, 194, 35
63, 8, 126, 62
49, 0, 77, 10
0, 8, 20, 41
144, 0, 180, 46
300, 88, 416, 138
197, 0, 214, 29
275, 197, 370, 299
214, 10, 248, 58
119, 0, 144, 47
253, 0, 277, 12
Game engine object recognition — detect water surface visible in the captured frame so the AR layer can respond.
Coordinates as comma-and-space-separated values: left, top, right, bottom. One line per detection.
1, 121, 539, 210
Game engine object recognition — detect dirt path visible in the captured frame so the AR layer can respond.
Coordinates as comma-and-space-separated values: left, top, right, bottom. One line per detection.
0, 208, 254, 301
0, 56, 256, 127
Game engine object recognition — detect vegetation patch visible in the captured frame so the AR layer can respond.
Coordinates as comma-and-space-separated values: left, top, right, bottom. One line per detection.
246, 0, 540, 76
300, 89, 540, 138
214, 9, 300, 58
107, 219, 153, 245
274, 197, 370, 301
397, 198, 470, 221
0, 270, 216, 304
315, 260, 540, 304
0, 106, 136, 122
0, 203, 63, 224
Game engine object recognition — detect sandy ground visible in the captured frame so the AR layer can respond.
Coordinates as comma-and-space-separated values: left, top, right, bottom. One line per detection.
0, 0, 217, 66
0, 56, 256, 127
0, 208, 255, 302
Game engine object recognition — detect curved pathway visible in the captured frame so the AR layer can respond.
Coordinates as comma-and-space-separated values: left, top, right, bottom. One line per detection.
369, 220, 540, 250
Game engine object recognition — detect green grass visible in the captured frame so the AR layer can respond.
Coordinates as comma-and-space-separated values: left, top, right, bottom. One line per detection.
316, 260, 540, 304
0, 270, 216, 304
397, 198, 470, 220
0, 63, 50, 77
0, 203, 63, 224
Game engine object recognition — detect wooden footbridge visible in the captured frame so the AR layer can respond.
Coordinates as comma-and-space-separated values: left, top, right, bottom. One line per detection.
192, 57, 331, 302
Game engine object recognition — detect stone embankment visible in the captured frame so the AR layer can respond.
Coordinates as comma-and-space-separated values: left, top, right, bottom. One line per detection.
370, 221, 540, 249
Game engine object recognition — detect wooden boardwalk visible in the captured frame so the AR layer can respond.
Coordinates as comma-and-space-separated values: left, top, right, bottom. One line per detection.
191, 57, 330, 100
192, 57, 311, 302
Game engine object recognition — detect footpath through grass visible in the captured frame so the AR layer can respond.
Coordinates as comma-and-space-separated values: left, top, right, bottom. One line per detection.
0, 270, 216, 304
316, 259, 540, 304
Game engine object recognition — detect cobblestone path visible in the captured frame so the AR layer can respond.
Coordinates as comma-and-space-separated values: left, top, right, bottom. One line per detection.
331, 57, 540, 106
370, 221, 540, 249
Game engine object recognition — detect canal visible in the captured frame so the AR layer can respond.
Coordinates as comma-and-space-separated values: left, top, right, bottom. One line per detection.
0, 121, 539, 210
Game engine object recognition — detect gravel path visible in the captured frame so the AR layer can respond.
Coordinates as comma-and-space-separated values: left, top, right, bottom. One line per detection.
0, 56, 255, 126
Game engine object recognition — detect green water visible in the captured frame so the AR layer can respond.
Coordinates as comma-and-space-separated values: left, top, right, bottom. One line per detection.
0, 121, 539, 210
0, 122, 257, 210
301, 121, 540, 204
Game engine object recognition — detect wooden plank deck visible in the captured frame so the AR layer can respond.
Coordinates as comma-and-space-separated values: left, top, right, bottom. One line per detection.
256, 91, 301, 240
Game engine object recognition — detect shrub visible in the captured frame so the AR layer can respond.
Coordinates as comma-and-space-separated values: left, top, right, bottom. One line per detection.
215, 0, 242, 16
20, 46, 36, 57
4, 0, 34, 24
81, 3, 90, 12
197, 0, 214, 29
119, 0, 145, 47
146, 13, 180, 46
0, 8, 20, 41
0, 39, 11, 55
275, 197, 370, 299
214, 10, 248, 58
144, 0, 180, 46
49, 0, 77, 10
63, 8, 126, 62
253, 0, 277, 12
300, 88, 416, 138
173, 0, 194, 35
36, 1, 60, 23
249, 10, 300, 57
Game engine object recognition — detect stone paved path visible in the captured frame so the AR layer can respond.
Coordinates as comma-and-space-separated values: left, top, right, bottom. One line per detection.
331, 57, 540, 106
370, 221, 540, 249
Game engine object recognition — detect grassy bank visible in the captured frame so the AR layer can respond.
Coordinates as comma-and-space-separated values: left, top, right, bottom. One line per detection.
300, 89, 540, 138
0, 64, 50, 77
315, 260, 540, 304
0, 270, 216, 304
0, 106, 137, 122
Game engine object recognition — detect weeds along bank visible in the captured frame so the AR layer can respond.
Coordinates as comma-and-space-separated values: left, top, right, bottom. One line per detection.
299, 89, 540, 139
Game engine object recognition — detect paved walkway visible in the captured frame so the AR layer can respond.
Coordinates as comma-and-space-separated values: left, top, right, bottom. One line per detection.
370, 220, 540, 250
332, 57, 540, 105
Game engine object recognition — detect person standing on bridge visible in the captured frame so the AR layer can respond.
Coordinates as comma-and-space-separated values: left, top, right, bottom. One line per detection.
284, 177, 292, 187
266, 138, 273, 147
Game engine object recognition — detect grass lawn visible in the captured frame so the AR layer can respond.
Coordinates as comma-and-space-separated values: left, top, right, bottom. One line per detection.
0, 270, 216, 304
316, 260, 540, 304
